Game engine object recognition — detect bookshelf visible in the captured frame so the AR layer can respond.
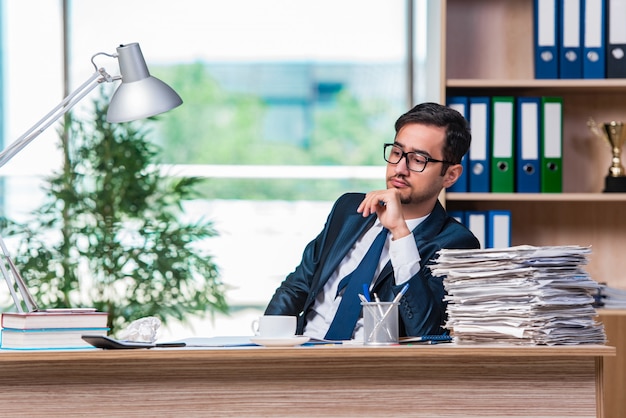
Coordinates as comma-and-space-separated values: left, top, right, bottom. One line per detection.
443, 1, 626, 415
443, 0, 626, 290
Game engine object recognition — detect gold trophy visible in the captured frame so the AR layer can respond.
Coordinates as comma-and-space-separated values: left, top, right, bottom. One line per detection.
588, 118, 626, 192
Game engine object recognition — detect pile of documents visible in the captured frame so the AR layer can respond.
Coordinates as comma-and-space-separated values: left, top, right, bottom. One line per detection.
429, 245, 606, 345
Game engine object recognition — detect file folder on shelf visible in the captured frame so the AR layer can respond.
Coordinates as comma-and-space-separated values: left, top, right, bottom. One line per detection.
446, 96, 469, 193
582, 0, 606, 78
516, 97, 541, 193
534, 0, 560, 78
487, 210, 512, 249
540, 97, 563, 193
466, 211, 487, 250
559, 0, 583, 79
607, 0, 626, 77
468, 97, 491, 193
491, 97, 515, 193
465, 210, 487, 249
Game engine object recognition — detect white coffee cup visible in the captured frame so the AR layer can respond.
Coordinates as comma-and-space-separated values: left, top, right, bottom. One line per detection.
251, 315, 296, 338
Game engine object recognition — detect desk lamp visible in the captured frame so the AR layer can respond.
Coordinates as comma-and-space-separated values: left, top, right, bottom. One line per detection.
0, 42, 183, 312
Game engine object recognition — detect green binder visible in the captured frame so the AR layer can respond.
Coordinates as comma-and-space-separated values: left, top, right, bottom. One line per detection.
491, 96, 515, 193
540, 97, 563, 193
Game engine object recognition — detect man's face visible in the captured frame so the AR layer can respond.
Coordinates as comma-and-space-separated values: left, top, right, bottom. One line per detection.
385, 123, 460, 217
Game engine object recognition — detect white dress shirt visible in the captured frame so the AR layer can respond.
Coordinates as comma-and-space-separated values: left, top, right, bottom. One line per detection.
304, 215, 427, 340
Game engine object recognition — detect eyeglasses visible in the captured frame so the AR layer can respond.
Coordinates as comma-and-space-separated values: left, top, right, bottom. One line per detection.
383, 143, 456, 173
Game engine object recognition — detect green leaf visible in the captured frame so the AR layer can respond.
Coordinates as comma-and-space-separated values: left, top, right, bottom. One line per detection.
2, 90, 227, 335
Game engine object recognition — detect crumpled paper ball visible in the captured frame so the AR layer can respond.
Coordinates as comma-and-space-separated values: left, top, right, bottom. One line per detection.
117, 316, 161, 343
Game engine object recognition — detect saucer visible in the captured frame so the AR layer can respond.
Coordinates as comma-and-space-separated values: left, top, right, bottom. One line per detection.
250, 336, 310, 347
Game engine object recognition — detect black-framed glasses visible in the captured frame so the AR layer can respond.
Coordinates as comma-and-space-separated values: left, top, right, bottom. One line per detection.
383, 143, 456, 173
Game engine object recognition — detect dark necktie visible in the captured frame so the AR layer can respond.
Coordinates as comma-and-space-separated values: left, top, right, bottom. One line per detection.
324, 228, 388, 340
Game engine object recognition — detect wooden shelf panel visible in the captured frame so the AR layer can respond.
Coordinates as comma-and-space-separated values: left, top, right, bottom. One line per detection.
446, 193, 626, 202
596, 309, 626, 316
448, 79, 626, 89
446, 0, 533, 80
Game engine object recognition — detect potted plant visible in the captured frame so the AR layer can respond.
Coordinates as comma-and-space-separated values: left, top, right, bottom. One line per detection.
2, 93, 228, 334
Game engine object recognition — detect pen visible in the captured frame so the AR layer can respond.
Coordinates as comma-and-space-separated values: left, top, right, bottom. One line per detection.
154, 342, 187, 348
405, 340, 450, 346
392, 282, 410, 304
362, 284, 371, 302
373, 292, 395, 340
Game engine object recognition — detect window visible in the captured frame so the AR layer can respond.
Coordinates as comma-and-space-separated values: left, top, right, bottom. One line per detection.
1, 1, 64, 218
2, 0, 441, 338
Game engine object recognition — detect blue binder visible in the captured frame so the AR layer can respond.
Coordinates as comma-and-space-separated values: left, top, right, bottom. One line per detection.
559, 0, 583, 78
516, 97, 541, 193
446, 96, 469, 193
466, 211, 487, 250
582, 0, 606, 78
468, 97, 491, 193
607, 0, 626, 77
487, 210, 512, 249
534, 0, 560, 78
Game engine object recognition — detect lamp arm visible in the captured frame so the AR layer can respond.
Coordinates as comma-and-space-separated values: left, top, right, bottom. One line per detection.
0, 44, 182, 313
0, 68, 114, 312
0, 69, 110, 170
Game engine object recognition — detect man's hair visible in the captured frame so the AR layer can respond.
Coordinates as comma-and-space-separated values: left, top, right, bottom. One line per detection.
394, 102, 471, 171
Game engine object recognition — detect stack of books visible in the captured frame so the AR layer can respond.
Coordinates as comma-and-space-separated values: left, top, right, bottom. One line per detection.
1, 309, 109, 350
429, 245, 606, 345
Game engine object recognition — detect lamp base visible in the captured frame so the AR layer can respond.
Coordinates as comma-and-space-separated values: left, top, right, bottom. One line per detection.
604, 176, 626, 192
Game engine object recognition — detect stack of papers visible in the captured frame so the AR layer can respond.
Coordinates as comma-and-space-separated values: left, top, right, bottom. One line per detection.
429, 245, 606, 345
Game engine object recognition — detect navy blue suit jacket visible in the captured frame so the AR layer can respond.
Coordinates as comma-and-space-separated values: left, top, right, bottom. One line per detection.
264, 192, 480, 337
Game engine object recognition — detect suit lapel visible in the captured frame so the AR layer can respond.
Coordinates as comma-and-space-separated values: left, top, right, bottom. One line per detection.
315, 212, 374, 293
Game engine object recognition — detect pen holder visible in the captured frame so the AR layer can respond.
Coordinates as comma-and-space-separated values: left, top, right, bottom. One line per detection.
361, 301, 399, 345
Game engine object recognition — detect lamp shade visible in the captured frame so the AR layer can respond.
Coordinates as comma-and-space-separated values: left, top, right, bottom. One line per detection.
106, 43, 182, 123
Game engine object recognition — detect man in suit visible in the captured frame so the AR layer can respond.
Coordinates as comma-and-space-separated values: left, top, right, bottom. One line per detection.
265, 102, 480, 340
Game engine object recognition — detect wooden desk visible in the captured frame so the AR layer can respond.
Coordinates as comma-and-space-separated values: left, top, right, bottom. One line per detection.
0, 344, 614, 417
